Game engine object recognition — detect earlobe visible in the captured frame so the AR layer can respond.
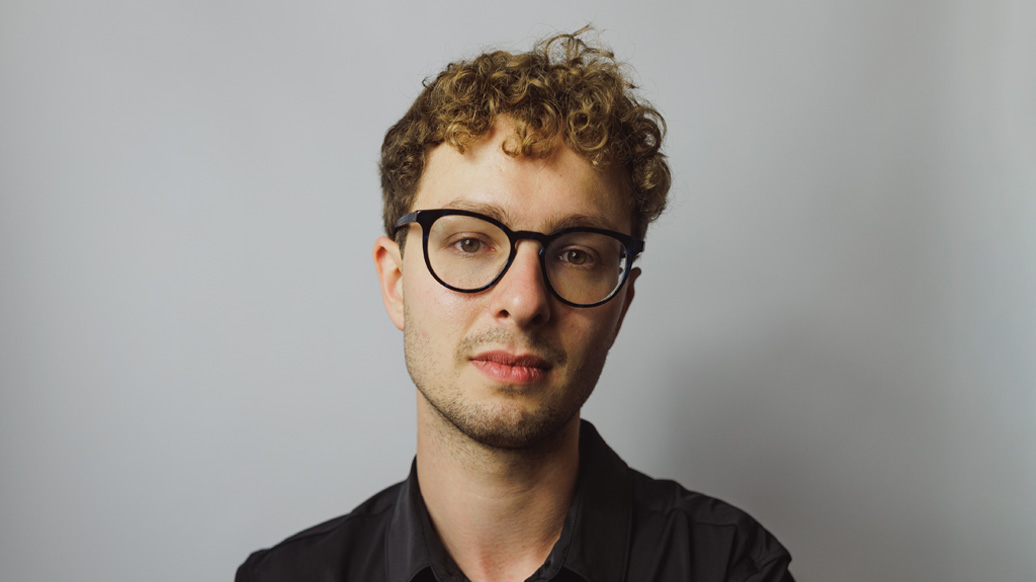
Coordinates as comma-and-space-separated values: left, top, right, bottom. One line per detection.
373, 236, 405, 331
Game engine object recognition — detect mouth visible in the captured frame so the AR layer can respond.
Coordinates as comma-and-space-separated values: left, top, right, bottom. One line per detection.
469, 350, 552, 384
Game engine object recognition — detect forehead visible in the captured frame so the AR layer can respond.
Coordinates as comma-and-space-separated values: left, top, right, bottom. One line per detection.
414, 126, 633, 234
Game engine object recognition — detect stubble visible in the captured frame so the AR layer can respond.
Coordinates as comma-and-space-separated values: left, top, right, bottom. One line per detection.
403, 303, 607, 451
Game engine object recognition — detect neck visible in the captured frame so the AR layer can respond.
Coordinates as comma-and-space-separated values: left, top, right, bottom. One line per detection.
415, 395, 581, 582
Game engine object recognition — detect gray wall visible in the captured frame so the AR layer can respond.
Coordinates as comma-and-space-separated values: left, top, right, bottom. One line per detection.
2, 1, 1033, 581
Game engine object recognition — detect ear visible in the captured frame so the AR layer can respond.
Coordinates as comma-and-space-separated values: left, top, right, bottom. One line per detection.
611, 266, 640, 340
373, 236, 405, 331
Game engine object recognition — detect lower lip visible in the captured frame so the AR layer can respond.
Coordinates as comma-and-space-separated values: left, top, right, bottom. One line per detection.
471, 360, 548, 384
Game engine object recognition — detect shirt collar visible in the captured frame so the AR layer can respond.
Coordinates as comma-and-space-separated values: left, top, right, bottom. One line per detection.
385, 461, 433, 582
556, 420, 632, 582
385, 420, 633, 582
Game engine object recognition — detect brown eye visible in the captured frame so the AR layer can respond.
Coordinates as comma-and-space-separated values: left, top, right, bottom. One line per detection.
563, 250, 588, 265
457, 238, 482, 253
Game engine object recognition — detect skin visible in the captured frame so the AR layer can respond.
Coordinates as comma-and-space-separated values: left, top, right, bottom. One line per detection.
373, 121, 639, 582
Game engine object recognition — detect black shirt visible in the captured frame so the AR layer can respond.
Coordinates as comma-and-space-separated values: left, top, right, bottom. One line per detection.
237, 421, 794, 581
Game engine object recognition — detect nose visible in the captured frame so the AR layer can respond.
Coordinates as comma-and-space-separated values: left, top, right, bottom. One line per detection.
489, 240, 551, 328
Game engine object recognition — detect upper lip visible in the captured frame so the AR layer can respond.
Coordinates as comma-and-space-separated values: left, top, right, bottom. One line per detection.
470, 350, 552, 369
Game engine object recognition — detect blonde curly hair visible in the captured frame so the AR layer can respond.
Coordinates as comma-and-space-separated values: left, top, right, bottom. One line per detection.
379, 29, 670, 240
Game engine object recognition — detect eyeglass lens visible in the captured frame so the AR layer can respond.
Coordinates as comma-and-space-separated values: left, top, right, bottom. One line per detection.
425, 214, 629, 306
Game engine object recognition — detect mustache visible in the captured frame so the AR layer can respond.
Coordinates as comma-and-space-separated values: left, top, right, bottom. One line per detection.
457, 328, 567, 366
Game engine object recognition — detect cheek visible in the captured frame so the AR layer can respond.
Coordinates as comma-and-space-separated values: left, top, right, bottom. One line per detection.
557, 306, 623, 353
404, 270, 478, 339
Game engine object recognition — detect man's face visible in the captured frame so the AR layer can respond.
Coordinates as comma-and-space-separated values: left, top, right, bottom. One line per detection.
374, 122, 638, 449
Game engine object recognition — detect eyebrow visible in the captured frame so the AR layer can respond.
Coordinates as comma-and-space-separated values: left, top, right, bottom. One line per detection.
550, 213, 621, 232
443, 199, 624, 233
444, 200, 515, 226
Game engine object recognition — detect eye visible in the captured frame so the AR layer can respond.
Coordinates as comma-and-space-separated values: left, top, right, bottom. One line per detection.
559, 248, 595, 266
564, 249, 586, 264
454, 238, 485, 253
440, 229, 499, 257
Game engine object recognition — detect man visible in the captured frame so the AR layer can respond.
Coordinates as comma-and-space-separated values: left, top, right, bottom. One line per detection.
237, 30, 794, 582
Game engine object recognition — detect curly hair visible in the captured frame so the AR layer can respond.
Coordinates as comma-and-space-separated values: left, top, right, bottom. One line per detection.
379, 28, 671, 241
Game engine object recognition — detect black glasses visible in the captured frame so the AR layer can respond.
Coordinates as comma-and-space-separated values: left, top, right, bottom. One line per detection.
394, 209, 644, 308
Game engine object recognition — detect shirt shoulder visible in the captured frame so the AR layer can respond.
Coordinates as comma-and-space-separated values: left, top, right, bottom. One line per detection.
235, 481, 402, 582
627, 469, 793, 582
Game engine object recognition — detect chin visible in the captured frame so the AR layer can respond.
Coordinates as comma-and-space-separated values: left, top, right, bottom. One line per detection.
443, 399, 575, 450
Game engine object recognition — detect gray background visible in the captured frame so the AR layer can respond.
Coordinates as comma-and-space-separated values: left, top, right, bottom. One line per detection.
2, 1, 1034, 581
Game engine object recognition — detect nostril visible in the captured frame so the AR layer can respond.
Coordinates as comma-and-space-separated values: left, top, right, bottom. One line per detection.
496, 307, 548, 327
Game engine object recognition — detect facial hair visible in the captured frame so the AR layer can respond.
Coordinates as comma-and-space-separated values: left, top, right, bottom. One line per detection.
403, 305, 606, 451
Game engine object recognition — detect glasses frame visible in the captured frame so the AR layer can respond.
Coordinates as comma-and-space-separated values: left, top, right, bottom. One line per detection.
394, 208, 645, 308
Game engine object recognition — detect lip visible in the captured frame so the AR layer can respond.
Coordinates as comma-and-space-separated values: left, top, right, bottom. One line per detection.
470, 350, 552, 384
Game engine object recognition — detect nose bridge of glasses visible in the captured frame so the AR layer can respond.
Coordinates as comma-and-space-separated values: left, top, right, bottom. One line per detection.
504, 230, 550, 272
508, 227, 549, 242
493, 230, 552, 296
507, 229, 552, 255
